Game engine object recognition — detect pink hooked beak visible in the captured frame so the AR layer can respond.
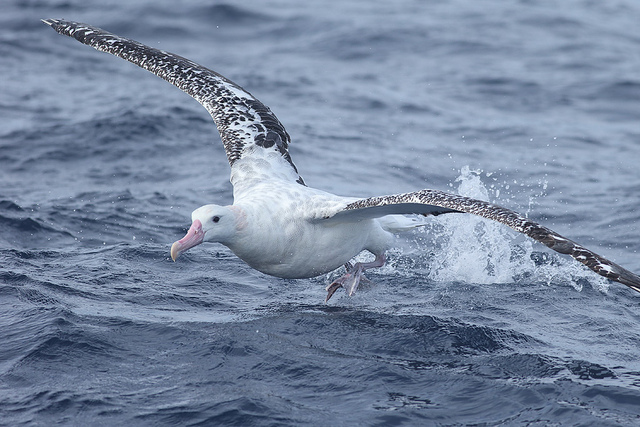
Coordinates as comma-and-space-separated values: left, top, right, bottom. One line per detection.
170, 219, 204, 261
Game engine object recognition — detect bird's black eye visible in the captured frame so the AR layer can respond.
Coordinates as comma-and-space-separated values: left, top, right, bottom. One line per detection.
212, 216, 220, 223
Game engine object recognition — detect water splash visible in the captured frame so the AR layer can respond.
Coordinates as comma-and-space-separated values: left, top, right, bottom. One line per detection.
423, 166, 529, 284
402, 166, 609, 292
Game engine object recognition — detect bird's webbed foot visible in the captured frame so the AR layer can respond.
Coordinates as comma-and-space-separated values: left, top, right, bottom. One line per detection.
325, 254, 386, 302
325, 264, 365, 302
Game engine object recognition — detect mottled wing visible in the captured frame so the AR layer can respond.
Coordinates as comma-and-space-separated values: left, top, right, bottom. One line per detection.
329, 189, 640, 294
42, 19, 304, 185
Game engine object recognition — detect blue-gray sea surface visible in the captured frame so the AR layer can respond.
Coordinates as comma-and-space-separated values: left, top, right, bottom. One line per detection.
2, 0, 640, 425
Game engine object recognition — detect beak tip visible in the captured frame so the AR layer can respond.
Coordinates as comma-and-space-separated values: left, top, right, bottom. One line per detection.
170, 242, 180, 262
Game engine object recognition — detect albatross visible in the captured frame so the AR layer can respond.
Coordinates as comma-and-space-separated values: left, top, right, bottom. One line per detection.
43, 19, 640, 301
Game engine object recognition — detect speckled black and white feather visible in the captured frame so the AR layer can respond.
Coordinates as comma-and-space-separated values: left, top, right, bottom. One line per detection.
42, 18, 304, 186
328, 189, 640, 293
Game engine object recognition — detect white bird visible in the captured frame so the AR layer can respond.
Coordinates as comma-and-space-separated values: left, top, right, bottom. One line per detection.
44, 19, 640, 301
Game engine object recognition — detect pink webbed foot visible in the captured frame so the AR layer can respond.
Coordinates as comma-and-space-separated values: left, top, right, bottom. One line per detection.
325, 264, 365, 302
325, 254, 386, 302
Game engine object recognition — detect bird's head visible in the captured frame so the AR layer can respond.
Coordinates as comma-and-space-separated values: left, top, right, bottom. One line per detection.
170, 204, 238, 261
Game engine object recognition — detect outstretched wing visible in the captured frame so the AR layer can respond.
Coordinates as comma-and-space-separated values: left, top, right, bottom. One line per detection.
327, 189, 640, 294
42, 19, 304, 186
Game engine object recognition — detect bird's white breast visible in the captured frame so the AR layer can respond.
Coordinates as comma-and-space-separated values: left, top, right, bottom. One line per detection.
225, 181, 390, 278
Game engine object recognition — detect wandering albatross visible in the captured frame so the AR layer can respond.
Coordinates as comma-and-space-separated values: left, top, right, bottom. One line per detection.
43, 19, 640, 301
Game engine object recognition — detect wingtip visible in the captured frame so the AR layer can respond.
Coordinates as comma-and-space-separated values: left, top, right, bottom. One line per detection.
626, 282, 640, 295
610, 266, 640, 295
42, 18, 67, 29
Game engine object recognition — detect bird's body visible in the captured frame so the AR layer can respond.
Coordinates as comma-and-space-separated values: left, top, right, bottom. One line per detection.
229, 198, 388, 280
43, 19, 640, 301
181, 177, 394, 280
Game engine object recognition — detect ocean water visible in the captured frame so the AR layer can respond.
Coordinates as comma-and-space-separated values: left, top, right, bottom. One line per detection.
2, 0, 640, 425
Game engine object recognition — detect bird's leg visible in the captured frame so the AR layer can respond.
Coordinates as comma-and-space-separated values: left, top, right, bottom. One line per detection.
325, 253, 386, 302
